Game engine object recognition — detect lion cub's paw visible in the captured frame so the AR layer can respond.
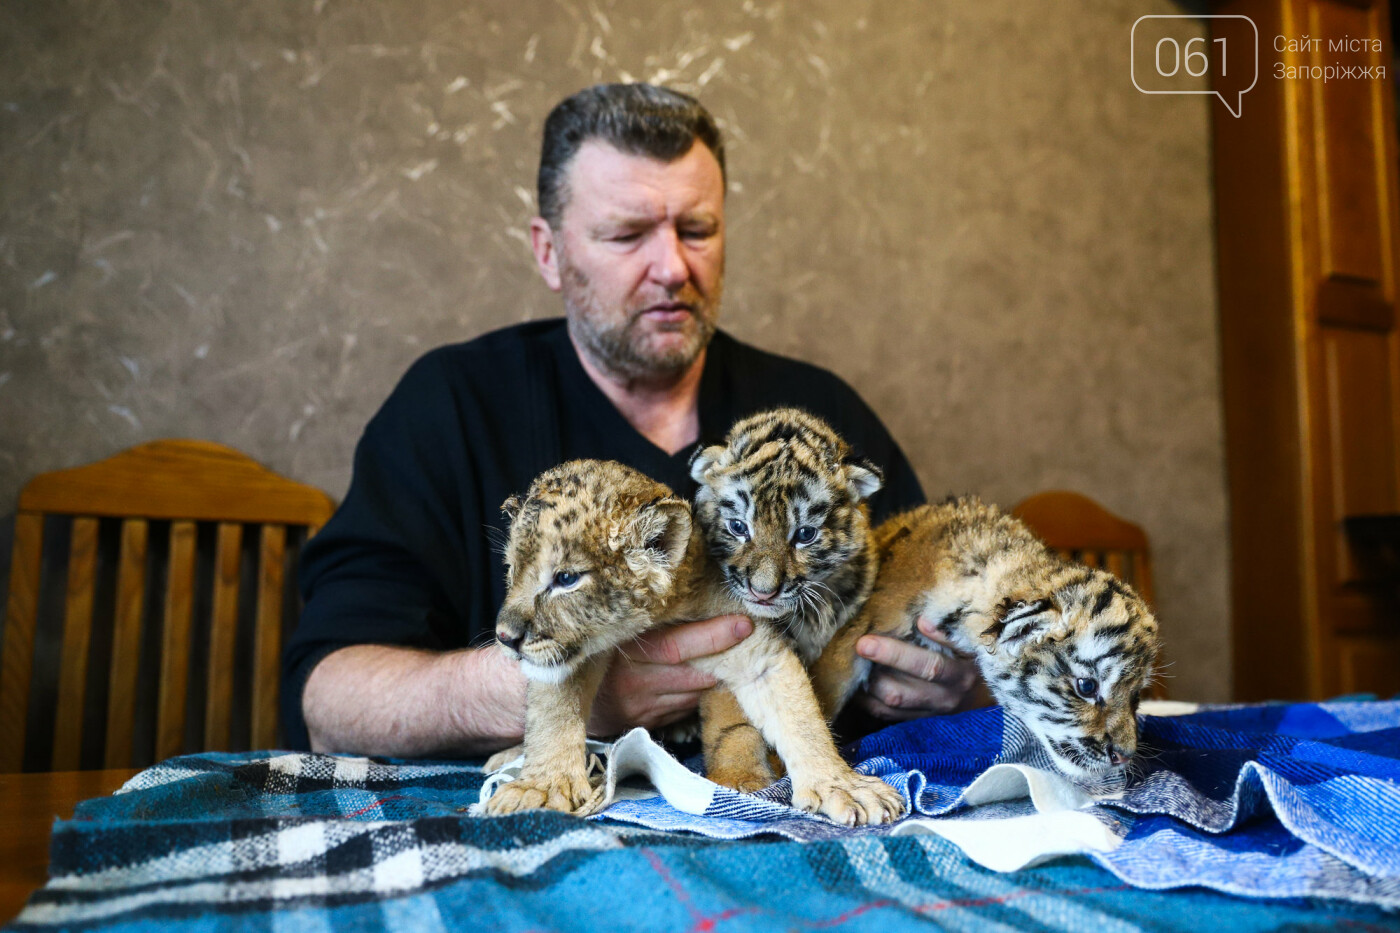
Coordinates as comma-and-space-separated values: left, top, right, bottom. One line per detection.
484, 743, 525, 772
708, 760, 776, 794
483, 769, 594, 816
792, 771, 906, 826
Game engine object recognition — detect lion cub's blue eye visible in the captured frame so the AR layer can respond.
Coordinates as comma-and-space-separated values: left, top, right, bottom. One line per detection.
1074, 677, 1099, 700
553, 571, 581, 589
726, 519, 750, 539
794, 526, 817, 544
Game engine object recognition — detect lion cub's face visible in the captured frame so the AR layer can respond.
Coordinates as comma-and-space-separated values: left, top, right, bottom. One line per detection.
495, 460, 691, 684
981, 575, 1160, 779
690, 408, 881, 621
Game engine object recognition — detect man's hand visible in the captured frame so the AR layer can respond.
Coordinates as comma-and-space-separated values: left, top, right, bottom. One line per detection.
588, 614, 752, 735
851, 616, 989, 721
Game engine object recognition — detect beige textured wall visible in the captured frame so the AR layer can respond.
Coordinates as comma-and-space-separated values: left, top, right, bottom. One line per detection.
0, 2, 1229, 699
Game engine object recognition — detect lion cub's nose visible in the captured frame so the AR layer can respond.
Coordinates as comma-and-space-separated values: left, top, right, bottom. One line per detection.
497, 630, 524, 654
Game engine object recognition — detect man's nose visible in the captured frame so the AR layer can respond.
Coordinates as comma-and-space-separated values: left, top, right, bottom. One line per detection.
648, 228, 689, 287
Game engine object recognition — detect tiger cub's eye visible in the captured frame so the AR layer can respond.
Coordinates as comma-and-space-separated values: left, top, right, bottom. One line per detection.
793, 525, 818, 544
553, 570, 581, 589
1073, 677, 1099, 700
726, 519, 750, 539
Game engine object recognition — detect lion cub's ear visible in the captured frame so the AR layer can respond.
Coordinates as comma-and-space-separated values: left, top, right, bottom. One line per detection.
688, 444, 729, 483
624, 497, 692, 586
500, 495, 524, 525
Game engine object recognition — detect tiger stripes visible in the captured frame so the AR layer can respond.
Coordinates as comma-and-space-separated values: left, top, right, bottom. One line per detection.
810, 495, 1160, 782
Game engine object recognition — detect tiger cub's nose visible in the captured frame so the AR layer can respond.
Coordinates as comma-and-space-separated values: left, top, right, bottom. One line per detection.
497, 630, 524, 654
747, 582, 780, 603
1107, 743, 1132, 767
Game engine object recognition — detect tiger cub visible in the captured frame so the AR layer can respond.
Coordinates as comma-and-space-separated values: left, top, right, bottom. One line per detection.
688, 408, 882, 793
810, 496, 1160, 781
484, 454, 904, 825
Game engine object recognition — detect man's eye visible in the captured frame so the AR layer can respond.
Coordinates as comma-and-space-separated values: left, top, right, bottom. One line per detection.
793, 526, 818, 545
1073, 677, 1099, 700
726, 519, 750, 540
553, 571, 582, 589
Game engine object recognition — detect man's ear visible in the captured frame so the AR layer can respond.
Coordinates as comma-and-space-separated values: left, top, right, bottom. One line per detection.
530, 216, 562, 291
689, 444, 728, 484
844, 457, 883, 502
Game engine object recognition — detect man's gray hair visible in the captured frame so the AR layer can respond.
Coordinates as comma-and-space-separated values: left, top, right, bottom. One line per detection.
537, 83, 726, 229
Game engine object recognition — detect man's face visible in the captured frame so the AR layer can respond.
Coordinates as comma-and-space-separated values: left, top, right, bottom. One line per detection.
533, 139, 725, 381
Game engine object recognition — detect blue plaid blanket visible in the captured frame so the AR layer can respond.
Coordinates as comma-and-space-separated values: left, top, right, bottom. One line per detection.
8, 701, 1400, 931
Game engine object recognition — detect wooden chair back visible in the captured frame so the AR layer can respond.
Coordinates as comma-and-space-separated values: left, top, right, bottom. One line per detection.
1011, 490, 1155, 606
0, 441, 335, 772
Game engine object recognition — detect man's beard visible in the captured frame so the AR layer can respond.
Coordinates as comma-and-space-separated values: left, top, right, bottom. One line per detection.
560, 256, 720, 383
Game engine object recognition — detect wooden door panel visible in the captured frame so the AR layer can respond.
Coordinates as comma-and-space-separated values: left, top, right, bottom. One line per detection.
1337, 635, 1400, 694
1321, 327, 1399, 585
1309, 0, 1391, 303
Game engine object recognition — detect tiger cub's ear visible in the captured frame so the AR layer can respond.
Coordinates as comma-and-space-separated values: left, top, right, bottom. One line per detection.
500, 495, 524, 525
843, 457, 883, 502
623, 497, 693, 587
979, 597, 1060, 653
689, 444, 730, 483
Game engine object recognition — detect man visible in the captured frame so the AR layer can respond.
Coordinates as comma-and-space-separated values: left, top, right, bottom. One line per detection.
284, 83, 980, 757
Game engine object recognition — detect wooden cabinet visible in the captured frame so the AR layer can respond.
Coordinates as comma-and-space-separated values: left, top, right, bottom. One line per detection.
1215, 0, 1400, 700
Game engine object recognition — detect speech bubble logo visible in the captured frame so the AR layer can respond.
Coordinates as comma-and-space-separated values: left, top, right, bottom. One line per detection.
1131, 15, 1258, 118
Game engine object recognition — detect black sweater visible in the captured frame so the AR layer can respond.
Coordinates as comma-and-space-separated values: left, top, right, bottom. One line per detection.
281, 319, 925, 749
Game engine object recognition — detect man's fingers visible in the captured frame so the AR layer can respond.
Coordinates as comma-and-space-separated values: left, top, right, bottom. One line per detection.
866, 668, 960, 714
854, 690, 928, 722
915, 616, 975, 657
857, 634, 948, 682
623, 615, 752, 665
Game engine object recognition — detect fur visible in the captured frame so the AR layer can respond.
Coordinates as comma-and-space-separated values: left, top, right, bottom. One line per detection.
810, 496, 1161, 781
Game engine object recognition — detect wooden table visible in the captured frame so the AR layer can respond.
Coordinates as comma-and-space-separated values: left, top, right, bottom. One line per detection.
0, 769, 139, 924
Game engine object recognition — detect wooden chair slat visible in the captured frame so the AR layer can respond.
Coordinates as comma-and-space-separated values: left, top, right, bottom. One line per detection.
204, 522, 243, 752
251, 525, 286, 750
0, 512, 44, 772
52, 518, 100, 770
18, 440, 335, 526
103, 519, 149, 769
156, 520, 198, 761
1134, 553, 1157, 607
1104, 551, 1128, 582
6, 444, 334, 771
1079, 551, 1102, 569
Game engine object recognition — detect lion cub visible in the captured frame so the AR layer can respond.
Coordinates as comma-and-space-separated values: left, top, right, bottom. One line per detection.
483, 461, 692, 816
810, 496, 1161, 780
485, 456, 904, 826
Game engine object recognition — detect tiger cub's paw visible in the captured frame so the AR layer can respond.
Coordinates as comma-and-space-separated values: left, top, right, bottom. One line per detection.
483, 768, 594, 816
708, 759, 776, 794
792, 771, 906, 826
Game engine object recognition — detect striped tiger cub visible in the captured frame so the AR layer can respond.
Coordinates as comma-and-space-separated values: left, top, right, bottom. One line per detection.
810, 496, 1160, 780
688, 407, 883, 794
